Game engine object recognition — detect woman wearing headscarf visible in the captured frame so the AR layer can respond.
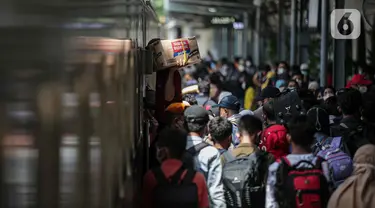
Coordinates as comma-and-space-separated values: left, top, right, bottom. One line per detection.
328, 144, 375, 208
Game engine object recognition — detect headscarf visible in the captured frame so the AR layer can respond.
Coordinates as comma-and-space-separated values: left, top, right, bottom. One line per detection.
328, 144, 375, 208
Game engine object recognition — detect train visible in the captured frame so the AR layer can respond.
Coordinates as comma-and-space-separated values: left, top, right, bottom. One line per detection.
0, 0, 161, 207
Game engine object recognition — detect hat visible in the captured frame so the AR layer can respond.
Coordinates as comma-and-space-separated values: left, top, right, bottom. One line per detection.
346, 74, 372, 88
213, 95, 240, 111
256, 86, 280, 101
165, 102, 190, 114
239, 110, 254, 116
184, 105, 209, 123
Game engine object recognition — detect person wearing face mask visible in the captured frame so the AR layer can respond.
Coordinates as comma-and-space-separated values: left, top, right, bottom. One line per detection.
184, 105, 226, 208
253, 86, 280, 122
276, 61, 290, 81
287, 80, 299, 90
346, 74, 372, 94
291, 71, 305, 89
142, 127, 210, 208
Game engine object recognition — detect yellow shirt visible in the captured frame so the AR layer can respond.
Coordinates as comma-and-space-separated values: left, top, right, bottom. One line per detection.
244, 87, 255, 110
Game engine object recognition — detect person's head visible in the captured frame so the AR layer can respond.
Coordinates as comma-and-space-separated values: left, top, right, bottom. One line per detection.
182, 94, 198, 105
184, 105, 209, 135
156, 127, 188, 162
263, 100, 276, 123
292, 72, 303, 87
215, 95, 240, 118
198, 80, 210, 96
346, 74, 372, 94
165, 102, 189, 129
300, 63, 309, 76
286, 115, 316, 152
324, 96, 340, 116
258, 86, 280, 105
208, 117, 233, 150
288, 80, 299, 89
323, 86, 335, 101
307, 106, 330, 135
308, 81, 319, 92
337, 88, 363, 116
237, 115, 263, 145
209, 72, 224, 99
278, 61, 289, 70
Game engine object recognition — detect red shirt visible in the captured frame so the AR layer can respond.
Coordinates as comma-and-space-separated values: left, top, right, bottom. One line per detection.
142, 159, 209, 208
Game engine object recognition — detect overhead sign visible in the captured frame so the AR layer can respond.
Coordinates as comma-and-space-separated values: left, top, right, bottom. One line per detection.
210, 17, 236, 25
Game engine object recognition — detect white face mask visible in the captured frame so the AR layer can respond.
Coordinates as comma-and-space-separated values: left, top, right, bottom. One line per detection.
359, 86, 367, 93
245, 61, 251, 67
277, 68, 285, 75
238, 65, 245, 72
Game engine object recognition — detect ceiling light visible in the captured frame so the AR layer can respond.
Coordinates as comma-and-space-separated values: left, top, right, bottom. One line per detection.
208, 8, 217, 13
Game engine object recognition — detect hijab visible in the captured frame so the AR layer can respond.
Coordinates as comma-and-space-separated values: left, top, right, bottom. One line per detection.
328, 144, 375, 208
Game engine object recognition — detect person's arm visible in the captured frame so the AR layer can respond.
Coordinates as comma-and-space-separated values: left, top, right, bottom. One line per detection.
266, 162, 280, 208
207, 152, 226, 208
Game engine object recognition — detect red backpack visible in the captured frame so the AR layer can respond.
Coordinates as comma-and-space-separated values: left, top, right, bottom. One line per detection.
275, 157, 330, 208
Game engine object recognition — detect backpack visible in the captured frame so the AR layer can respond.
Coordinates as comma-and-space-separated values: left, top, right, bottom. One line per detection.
273, 90, 305, 124
152, 166, 199, 208
339, 123, 369, 157
316, 137, 353, 188
222, 151, 268, 208
182, 142, 210, 170
275, 157, 330, 208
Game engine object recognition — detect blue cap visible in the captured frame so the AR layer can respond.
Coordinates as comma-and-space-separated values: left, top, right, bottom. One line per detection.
213, 95, 240, 111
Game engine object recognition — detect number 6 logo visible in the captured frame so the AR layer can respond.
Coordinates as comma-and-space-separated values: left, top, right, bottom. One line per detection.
330, 9, 361, 39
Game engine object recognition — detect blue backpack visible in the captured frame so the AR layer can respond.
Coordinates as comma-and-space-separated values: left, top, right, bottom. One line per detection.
315, 136, 353, 188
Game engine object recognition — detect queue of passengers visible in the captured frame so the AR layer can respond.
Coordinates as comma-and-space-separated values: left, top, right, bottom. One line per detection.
142, 57, 375, 208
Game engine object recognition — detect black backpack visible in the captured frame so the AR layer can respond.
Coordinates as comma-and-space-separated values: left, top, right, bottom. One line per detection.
273, 89, 305, 124
182, 142, 210, 170
337, 123, 369, 157
275, 158, 330, 208
222, 151, 268, 208
152, 166, 199, 208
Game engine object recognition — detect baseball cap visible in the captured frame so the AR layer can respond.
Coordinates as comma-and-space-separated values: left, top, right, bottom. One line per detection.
184, 105, 209, 123
256, 86, 280, 101
346, 74, 372, 88
212, 95, 240, 111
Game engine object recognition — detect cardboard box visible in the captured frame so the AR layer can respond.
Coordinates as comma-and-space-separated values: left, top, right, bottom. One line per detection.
148, 37, 201, 71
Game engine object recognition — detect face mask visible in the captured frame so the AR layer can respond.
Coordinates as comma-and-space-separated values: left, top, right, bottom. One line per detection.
288, 87, 296, 91
323, 93, 334, 101
277, 68, 285, 75
358, 69, 363, 75
301, 70, 308, 76
238, 65, 245, 72
245, 61, 251, 67
359, 86, 367, 93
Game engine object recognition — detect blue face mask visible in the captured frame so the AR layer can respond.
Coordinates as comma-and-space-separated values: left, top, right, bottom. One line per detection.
301, 70, 308, 76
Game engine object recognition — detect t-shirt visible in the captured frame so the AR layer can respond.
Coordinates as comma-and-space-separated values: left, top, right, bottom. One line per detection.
142, 159, 209, 208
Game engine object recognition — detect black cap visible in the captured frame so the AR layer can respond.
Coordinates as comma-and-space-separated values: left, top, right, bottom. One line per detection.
212, 95, 240, 111
184, 105, 209, 123
257, 86, 280, 101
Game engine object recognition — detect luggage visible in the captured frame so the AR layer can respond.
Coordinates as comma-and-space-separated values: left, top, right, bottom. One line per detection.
316, 137, 353, 188
273, 89, 305, 124
152, 166, 199, 208
182, 142, 210, 170
276, 157, 330, 208
222, 151, 267, 208
147, 37, 201, 71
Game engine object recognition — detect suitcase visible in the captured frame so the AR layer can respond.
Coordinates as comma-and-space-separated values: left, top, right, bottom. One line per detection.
273, 89, 305, 124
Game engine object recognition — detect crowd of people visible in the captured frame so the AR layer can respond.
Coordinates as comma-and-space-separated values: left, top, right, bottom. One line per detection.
142, 56, 375, 208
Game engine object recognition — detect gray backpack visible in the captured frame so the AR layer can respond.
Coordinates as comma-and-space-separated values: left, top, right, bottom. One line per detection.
222, 151, 267, 208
